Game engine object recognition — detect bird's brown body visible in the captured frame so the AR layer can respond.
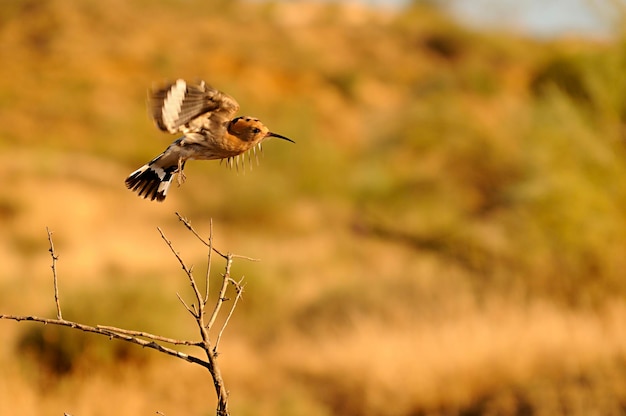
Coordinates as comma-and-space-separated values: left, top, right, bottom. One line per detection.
125, 79, 293, 201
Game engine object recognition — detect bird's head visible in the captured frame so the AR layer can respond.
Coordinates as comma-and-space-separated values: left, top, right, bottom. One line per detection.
227, 116, 294, 147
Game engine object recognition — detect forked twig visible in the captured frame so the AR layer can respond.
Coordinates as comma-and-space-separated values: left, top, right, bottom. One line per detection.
214, 278, 245, 353
207, 255, 233, 330
157, 225, 228, 413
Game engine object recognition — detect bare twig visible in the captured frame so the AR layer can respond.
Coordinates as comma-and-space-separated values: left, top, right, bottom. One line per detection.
207, 255, 233, 330
176, 292, 196, 316
96, 325, 201, 347
157, 227, 194, 277
214, 278, 244, 354
175, 212, 261, 262
205, 219, 213, 304
175, 212, 226, 258
0, 314, 211, 369
46, 227, 62, 320
158, 227, 205, 316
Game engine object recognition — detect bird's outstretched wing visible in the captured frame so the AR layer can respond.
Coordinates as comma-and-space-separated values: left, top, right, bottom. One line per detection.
149, 79, 240, 136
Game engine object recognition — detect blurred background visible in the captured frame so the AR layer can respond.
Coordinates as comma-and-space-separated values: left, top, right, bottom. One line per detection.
1, 0, 626, 415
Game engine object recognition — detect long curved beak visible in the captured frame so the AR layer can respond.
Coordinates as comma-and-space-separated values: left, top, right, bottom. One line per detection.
267, 132, 295, 143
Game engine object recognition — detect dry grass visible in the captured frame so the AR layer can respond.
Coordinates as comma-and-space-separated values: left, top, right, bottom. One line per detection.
1, 0, 626, 415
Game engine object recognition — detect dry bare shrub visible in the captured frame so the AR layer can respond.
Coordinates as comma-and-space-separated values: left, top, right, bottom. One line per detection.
1, 214, 256, 416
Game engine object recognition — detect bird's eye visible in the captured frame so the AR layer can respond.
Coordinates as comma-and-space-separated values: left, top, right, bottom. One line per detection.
252, 127, 261, 134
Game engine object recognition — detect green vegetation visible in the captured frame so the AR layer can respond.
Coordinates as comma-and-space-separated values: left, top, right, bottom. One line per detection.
1, 0, 625, 415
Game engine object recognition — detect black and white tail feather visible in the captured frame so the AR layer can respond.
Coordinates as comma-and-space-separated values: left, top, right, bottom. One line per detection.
125, 153, 181, 202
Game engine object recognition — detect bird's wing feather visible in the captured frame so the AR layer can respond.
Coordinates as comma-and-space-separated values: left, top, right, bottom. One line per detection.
150, 79, 240, 135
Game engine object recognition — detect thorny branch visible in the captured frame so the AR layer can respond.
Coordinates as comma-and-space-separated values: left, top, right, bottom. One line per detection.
207, 255, 233, 330
157, 219, 250, 415
96, 325, 201, 346
157, 227, 205, 318
46, 227, 62, 320
0, 216, 257, 416
175, 212, 261, 262
205, 219, 214, 304
214, 278, 245, 353
0, 313, 210, 368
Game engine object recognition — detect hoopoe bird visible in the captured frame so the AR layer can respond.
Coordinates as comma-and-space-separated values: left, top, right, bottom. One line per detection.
125, 79, 294, 201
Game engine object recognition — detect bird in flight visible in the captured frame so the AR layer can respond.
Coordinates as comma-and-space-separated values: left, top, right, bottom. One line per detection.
125, 79, 294, 201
